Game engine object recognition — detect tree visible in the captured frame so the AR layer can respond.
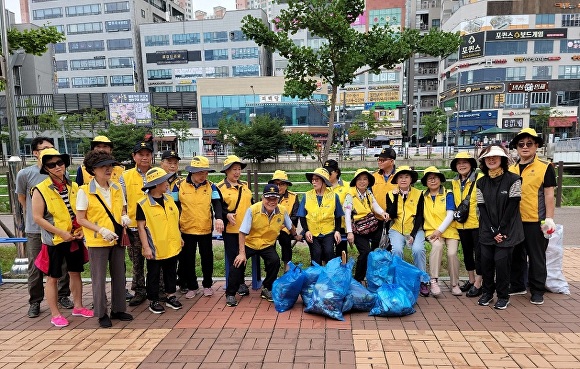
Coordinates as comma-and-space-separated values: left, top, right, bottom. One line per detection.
241, 0, 461, 161
149, 106, 193, 154
99, 124, 149, 164
217, 114, 287, 168
287, 132, 317, 161
421, 107, 447, 142
348, 111, 389, 145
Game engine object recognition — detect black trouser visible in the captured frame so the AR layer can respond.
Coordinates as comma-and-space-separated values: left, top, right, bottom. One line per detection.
225, 245, 280, 296
480, 243, 513, 299
180, 233, 214, 289
146, 256, 178, 302
510, 222, 548, 296
308, 233, 335, 265
458, 228, 481, 274
353, 233, 373, 282
277, 231, 293, 263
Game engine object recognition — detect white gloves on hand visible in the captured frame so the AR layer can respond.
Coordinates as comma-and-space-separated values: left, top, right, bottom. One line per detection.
121, 215, 132, 227
544, 217, 556, 232
98, 227, 118, 242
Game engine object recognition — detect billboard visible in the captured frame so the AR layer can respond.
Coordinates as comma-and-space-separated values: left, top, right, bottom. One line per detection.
459, 32, 485, 60
108, 93, 152, 126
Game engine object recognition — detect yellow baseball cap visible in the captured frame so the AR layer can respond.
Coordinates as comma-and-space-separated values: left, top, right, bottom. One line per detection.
185, 156, 215, 173
268, 170, 292, 186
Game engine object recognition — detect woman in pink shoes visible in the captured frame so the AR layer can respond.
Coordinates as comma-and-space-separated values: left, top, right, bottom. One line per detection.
32, 149, 93, 328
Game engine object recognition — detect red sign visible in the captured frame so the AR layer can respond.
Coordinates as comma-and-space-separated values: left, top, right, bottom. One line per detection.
549, 117, 577, 128
508, 82, 549, 93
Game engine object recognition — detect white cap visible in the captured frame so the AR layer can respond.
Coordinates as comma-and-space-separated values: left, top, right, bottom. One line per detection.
479, 146, 508, 159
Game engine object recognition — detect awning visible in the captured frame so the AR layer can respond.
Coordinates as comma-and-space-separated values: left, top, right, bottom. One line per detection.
450, 125, 495, 131
153, 136, 176, 142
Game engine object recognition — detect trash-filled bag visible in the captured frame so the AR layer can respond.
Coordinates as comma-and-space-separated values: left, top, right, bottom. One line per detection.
300, 261, 323, 308
273, 261, 305, 312
369, 283, 415, 317
366, 248, 393, 293
378, 222, 391, 250
545, 225, 570, 295
343, 279, 376, 312
304, 257, 354, 321
387, 255, 429, 306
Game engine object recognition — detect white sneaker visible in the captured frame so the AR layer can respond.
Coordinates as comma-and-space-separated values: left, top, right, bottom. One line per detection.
430, 279, 441, 297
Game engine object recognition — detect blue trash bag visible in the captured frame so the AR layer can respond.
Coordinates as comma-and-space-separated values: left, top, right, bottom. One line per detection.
300, 261, 323, 308
304, 257, 354, 321
387, 255, 429, 306
343, 279, 376, 312
272, 261, 305, 313
366, 248, 393, 293
369, 283, 416, 317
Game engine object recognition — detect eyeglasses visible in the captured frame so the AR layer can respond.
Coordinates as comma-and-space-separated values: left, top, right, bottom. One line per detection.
377, 158, 392, 163
517, 142, 535, 148
45, 159, 65, 169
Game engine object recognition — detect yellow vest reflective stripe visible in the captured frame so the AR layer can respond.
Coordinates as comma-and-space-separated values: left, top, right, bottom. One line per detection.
81, 165, 124, 184
279, 191, 297, 234
509, 156, 551, 222
304, 188, 336, 236
34, 178, 78, 245
137, 194, 182, 260
423, 189, 459, 239
179, 181, 214, 234
451, 172, 482, 229
123, 168, 147, 228
80, 180, 124, 247
245, 202, 287, 250
372, 170, 397, 219
348, 187, 374, 221
388, 187, 421, 235
217, 180, 253, 234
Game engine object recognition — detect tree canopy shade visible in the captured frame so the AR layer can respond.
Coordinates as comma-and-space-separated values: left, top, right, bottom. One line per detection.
241, 0, 461, 161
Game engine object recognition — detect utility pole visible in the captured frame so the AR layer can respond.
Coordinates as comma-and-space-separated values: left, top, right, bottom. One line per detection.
455, 71, 461, 152
415, 88, 421, 155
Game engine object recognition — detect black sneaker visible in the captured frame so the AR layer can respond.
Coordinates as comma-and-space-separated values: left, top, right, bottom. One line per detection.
530, 294, 544, 305
466, 285, 483, 298
99, 314, 112, 328
260, 288, 273, 302
111, 311, 134, 321
494, 298, 510, 310
125, 289, 134, 301
226, 295, 238, 307
460, 281, 474, 293
478, 293, 494, 306
237, 284, 250, 296
149, 301, 165, 314
166, 296, 183, 310
28, 302, 40, 318
129, 294, 147, 307
58, 296, 74, 309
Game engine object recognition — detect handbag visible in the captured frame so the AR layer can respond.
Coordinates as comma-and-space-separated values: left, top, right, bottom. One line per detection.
453, 181, 476, 223
352, 193, 379, 235
94, 194, 125, 247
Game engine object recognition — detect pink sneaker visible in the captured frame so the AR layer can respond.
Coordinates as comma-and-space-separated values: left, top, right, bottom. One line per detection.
50, 315, 69, 327
430, 279, 441, 297
185, 289, 198, 299
72, 307, 94, 318
203, 288, 213, 297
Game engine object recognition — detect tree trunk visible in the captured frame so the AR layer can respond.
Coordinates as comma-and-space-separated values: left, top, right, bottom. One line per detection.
322, 85, 338, 163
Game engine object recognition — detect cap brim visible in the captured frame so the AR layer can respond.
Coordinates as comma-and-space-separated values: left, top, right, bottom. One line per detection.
350, 172, 375, 188
163, 155, 181, 161
421, 172, 446, 186
94, 159, 121, 168
263, 194, 281, 198
305, 172, 332, 187
450, 158, 477, 172
220, 162, 247, 173
141, 172, 176, 191
185, 166, 215, 173
391, 170, 418, 184
40, 153, 71, 174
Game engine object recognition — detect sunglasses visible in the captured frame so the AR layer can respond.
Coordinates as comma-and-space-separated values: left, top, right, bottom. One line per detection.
45, 159, 65, 169
517, 142, 535, 148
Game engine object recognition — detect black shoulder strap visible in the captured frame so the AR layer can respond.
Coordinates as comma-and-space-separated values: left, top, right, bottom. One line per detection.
94, 194, 122, 228
464, 181, 476, 201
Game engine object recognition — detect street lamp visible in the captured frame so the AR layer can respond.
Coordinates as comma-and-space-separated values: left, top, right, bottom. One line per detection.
444, 107, 453, 159
59, 116, 68, 154
415, 88, 422, 155
249, 85, 257, 119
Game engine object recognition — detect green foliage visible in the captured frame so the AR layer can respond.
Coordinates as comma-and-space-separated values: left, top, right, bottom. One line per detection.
286, 132, 317, 159
421, 107, 447, 142
6, 26, 65, 56
348, 112, 389, 143
241, 0, 461, 161
98, 124, 149, 163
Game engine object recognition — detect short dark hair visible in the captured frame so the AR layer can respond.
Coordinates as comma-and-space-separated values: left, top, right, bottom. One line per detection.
31, 137, 54, 151
83, 150, 116, 176
478, 144, 509, 175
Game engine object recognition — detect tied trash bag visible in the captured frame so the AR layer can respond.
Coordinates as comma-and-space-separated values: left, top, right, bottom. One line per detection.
304, 257, 354, 321
545, 225, 570, 295
273, 261, 305, 312
387, 255, 429, 306
343, 279, 376, 312
300, 262, 323, 308
369, 283, 415, 317
366, 248, 393, 293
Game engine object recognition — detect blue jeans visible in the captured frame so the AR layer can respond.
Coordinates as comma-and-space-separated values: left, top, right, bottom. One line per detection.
389, 229, 429, 282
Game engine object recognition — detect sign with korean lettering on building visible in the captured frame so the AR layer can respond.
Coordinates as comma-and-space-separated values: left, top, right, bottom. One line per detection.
459, 32, 485, 60
368, 91, 399, 102
108, 93, 151, 126
259, 95, 282, 103
155, 50, 188, 64
486, 28, 567, 41
549, 106, 578, 128
345, 92, 365, 105
507, 82, 549, 93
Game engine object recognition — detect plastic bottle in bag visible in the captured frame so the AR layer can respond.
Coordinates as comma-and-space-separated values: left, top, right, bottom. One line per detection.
540, 221, 555, 239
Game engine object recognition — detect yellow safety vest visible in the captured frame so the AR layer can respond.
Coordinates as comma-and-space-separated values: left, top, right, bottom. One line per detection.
348, 187, 375, 222
179, 180, 214, 235
509, 156, 552, 222
279, 191, 297, 234
122, 167, 148, 228
137, 194, 182, 260
244, 202, 288, 250
451, 172, 483, 230
422, 188, 459, 239
80, 180, 124, 247
33, 178, 78, 246
304, 188, 336, 236
372, 169, 397, 219
216, 179, 253, 234
388, 187, 422, 235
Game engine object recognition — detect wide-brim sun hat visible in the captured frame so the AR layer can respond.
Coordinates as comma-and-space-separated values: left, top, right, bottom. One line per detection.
349, 168, 375, 187
421, 166, 446, 186
450, 152, 477, 172
479, 145, 508, 159
390, 165, 419, 184
39, 148, 71, 175
141, 167, 176, 191
268, 170, 292, 186
90, 135, 113, 150
86, 158, 121, 176
509, 127, 544, 149
185, 156, 215, 173
220, 155, 247, 173
305, 167, 332, 187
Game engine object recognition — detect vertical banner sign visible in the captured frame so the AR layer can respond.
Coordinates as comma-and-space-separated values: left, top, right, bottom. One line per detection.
459, 32, 485, 60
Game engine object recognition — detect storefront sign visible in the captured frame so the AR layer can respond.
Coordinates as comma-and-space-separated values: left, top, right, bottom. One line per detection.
155, 50, 188, 64
368, 85, 399, 90
368, 91, 399, 102
486, 28, 567, 41
514, 56, 561, 62
502, 118, 524, 129
459, 32, 485, 60
259, 95, 282, 103
507, 82, 549, 92
345, 92, 365, 105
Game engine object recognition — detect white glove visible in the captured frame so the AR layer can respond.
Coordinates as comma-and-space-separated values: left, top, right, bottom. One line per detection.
98, 227, 118, 242
121, 215, 132, 227
544, 218, 556, 233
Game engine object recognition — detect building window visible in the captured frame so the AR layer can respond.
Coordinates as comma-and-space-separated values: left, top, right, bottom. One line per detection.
368, 71, 399, 84
54, 43, 66, 53
68, 40, 105, 52
369, 8, 402, 27
67, 22, 103, 35
505, 67, 526, 81
559, 39, 580, 53
534, 40, 553, 54
431, 19, 440, 29
504, 93, 526, 109
205, 49, 229, 61
176, 85, 196, 92
53, 25, 65, 34
229, 30, 247, 41
105, 20, 130, 32
65, 4, 101, 17
232, 65, 259, 77
109, 57, 133, 69
71, 76, 107, 88
144, 35, 169, 46
32, 7, 63, 20
57, 78, 69, 89
558, 65, 580, 79
532, 66, 552, 79
530, 92, 550, 107
562, 14, 580, 27
70, 58, 106, 70
55, 60, 68, 71
203, 31, 228, 43
107, 38, 132, 50
141, 9, 146, 18
104, 1, 129, 13
147, 69, 172, 80
172, 33, 200, 45
205, 66, 229, 78
536, 14, 555, 26
231, 47, 258, 59
110, 75, 134, 86
485, 41, 527, 55
149, 86, 173, 92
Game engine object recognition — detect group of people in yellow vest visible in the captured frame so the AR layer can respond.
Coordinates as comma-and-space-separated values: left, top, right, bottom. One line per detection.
24, 126, 555, 328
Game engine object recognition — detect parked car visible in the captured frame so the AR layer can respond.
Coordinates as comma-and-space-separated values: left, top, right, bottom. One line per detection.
349, 146, 382, 156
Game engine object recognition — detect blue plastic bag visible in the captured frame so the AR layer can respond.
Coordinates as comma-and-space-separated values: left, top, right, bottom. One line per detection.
366, 248, 393, 293
344, 279, 376, 312
387, 255, 429, 306
369, 283, 415, 317
272, 261, 305, 313
300, 261, 323, 308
